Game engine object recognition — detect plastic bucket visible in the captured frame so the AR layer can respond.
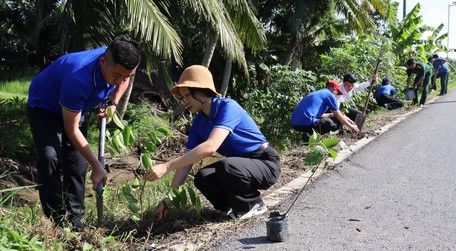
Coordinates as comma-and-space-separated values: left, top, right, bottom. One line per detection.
266, 212, 289, 242
403, 88, 416, 100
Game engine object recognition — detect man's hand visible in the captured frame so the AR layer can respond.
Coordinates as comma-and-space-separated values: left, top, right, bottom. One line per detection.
143, 163, 168, 182
91, 162, 107, 191
350, 123, 360, 133
156, 198, 173, 219
370, 75, 377, 84
97, 105, 116, 124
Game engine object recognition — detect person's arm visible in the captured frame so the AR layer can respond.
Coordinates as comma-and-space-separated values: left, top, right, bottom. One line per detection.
406, 76, 412, 89
333, 110, 359, 133
355, 75, 376, 92
414, 76, 425, 89
62, 108, 107, 190
143, 127, 230, 182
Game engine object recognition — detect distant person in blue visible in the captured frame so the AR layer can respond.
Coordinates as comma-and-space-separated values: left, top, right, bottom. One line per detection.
27, 35, 140, 230
143, 65, 281, 221
291, 80, 359, 142
374, 78, 403, 110
428, 54, 449, 96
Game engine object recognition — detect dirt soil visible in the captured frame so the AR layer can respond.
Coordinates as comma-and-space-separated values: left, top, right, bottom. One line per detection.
0, 107, 412, 250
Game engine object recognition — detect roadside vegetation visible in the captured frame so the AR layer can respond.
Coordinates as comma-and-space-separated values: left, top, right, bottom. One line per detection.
1, 0, 456, 249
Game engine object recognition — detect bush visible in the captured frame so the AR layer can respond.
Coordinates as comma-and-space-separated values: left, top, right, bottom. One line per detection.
241, 65, 317, 150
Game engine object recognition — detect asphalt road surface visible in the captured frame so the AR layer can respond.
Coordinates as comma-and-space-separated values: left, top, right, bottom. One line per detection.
212, 90, 456, 250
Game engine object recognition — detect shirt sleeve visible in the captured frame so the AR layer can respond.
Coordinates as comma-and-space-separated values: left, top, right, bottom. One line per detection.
213, 101, 242, 131
354, 81, 371, 91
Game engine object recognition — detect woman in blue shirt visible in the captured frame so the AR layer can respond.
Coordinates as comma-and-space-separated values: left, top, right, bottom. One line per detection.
144, 65, 281, 220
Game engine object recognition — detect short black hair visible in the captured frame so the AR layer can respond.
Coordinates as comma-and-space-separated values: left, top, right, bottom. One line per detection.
406, 59, 416, 66
381, 77, 391, 86
343, 73, 357, 83
189, 88, 217, 98
105, 35, 140, 70
433, 54, 439, 59
428, 57, 434, 62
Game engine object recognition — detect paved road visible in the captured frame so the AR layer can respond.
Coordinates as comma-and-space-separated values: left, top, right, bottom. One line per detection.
211, 91, 456, 250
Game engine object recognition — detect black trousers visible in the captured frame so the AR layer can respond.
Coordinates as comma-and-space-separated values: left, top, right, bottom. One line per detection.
27, 106, 87, 225
435, 71, 449, 95
293, 117, 341, 137
376, 94, 404, 110
194, 144, 281, 212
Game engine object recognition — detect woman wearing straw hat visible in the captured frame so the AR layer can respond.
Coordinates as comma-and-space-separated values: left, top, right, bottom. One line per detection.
144, 65, 281, 220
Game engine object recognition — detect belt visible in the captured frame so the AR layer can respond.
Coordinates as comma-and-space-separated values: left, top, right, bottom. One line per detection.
257, 142, 269, 152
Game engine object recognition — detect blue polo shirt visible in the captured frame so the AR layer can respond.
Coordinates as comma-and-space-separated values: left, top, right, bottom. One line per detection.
432, 58, 448, 74
186, 97, 266, 157
28, 47, 115, 115
291, 88, 339, 127
375, 85, 396, 98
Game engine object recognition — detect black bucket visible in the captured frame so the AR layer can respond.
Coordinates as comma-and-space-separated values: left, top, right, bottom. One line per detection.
266, 211, 289, 242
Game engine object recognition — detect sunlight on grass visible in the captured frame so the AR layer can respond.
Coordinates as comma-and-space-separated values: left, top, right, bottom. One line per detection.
0, 77, 31, 97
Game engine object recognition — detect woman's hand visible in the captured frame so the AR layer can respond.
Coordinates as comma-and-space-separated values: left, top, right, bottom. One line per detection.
156, 197, 173, 219
143, 163, 168, 182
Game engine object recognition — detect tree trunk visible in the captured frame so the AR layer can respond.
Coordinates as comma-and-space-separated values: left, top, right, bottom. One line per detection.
282, 39, 298, 66
202, 35, 218, 67
220, 58, 232, 97
117, 75, 135, 118
170, 35, 218, 122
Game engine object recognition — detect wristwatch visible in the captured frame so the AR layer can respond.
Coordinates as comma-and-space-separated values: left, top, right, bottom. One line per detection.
107, 100, 118, 108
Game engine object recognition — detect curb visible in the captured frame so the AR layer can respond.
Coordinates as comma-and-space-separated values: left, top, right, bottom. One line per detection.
263, 104, 426, 210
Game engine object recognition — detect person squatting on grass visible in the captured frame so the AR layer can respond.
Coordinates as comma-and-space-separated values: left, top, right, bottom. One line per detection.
374, 77, 403, 110
291, 80, 360, 143
143, 65, 281, 220
405, 58, 432, 107
428, 54, 449, 96
27, 35, 140, 230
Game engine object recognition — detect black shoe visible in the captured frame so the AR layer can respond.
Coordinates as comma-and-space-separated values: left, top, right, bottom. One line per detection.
302, 133, 311, 143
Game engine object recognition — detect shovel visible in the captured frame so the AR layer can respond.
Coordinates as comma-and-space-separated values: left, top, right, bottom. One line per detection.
96, 105, 107, 227
354, 58, 382, 131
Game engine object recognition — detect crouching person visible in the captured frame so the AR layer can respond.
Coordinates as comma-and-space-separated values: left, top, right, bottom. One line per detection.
143, 65, 281, 220
374, 78, 403, 110
291, 80, 359, 142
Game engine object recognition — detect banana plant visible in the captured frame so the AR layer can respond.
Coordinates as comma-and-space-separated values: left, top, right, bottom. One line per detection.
387, 2, 447, 62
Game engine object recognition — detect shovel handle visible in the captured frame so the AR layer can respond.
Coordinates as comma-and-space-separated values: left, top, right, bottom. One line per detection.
96, 182, 104, 195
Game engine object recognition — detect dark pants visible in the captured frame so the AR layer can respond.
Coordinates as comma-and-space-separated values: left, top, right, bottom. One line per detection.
194, 144, 280, 212
376, 94, 403, 110
27, 106, 87, 226
293, 117, 341, 141
346, 107, 362, 122
434, 71, 449, 95
413, 73, 431, 105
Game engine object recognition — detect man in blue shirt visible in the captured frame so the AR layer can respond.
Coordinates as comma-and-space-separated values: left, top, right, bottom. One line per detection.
27, 35, 140, 229
291, 80, 359, 142
374, 78, 403, 110
428, 55, 449, 96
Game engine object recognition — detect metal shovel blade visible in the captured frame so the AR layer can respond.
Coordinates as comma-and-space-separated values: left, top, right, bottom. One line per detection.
355, 113, 366, 132
96, 182, 104, 227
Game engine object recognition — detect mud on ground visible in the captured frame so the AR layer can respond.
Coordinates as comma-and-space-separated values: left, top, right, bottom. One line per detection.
0, 107, 411, 249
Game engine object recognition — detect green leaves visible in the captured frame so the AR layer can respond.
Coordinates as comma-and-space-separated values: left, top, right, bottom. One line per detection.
168, 186, 201, 215
304, 130, 342, 170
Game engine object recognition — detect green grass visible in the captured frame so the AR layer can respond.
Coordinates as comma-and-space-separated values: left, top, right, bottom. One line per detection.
0, 76, 32, 98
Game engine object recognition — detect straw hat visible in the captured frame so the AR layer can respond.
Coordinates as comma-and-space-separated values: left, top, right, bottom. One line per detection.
171, 65, 220, 96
